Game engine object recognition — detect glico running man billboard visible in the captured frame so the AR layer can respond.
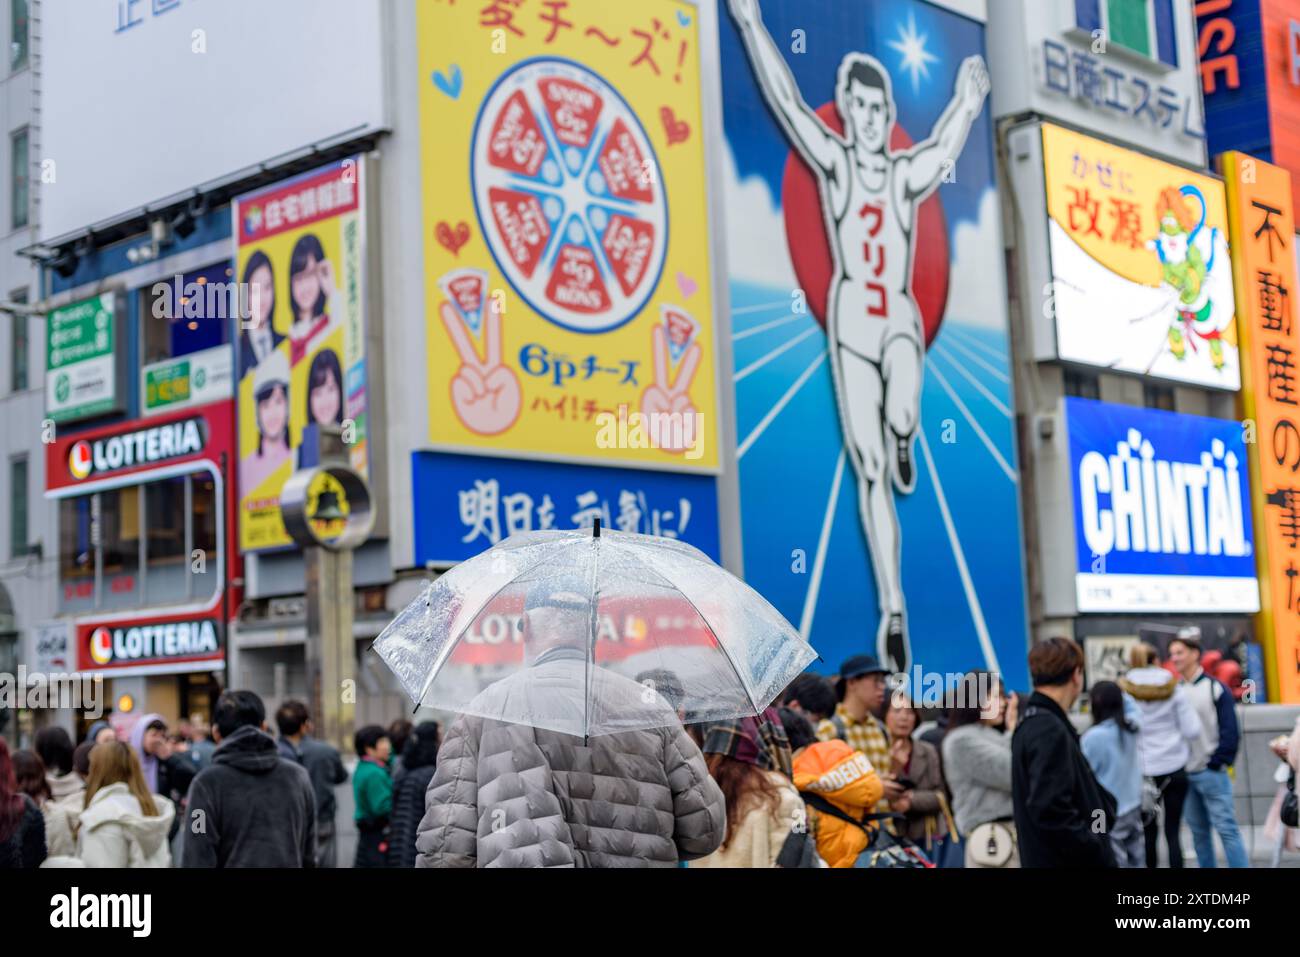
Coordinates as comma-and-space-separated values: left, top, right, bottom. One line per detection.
721, 0, 1029, 688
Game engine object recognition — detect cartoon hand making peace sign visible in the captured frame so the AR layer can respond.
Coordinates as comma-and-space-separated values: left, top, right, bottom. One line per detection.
440, 296, 521, 436
640, 325, 702, 455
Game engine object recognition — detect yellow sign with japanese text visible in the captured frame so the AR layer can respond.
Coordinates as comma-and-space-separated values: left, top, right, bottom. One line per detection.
232, 158, 369, 552
1223, 151, 1300, 704
418, 0, 718, 470
1042, 123, 1240, 390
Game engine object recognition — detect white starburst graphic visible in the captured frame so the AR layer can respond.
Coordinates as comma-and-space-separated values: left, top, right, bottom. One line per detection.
888, 13, 939, 94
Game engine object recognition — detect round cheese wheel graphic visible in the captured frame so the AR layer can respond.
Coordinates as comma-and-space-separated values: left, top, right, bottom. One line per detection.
471, 57, 668, 334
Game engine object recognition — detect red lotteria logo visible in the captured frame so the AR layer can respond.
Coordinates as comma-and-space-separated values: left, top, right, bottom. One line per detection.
68, 441, 93, 480
89, 627, 113, 665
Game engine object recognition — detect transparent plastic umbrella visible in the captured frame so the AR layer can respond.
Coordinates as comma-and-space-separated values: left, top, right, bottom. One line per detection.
372, 525, 817, 738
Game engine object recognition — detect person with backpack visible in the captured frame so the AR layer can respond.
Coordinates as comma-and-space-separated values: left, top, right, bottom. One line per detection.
1012, 637, 1116, 869
815, 656, 894, 813
792, 732, 883, 867
0, 738, 46, 869
1169, 628, 1249, 868
1121, 642, 1202, 869
1081, 681, 1145, 867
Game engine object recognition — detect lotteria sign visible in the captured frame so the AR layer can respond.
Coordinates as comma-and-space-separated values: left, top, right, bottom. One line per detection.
46, 402, 233, 495
66, 418, 205, 481
1066, 397, 1259, 613
78, 615, 224, 674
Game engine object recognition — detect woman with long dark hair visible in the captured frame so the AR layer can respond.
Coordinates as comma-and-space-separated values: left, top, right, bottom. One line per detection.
1082, 680, 1145, 866
287, 233, 336, 365
238, 249, 282, 377
941, 671, 1019, 868
692, 715, 803, 868
0, 738, 47, 868
297, 348, 344, 469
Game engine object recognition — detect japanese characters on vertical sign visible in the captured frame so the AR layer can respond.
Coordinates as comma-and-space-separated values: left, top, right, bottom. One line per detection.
1223, 151, 1300, 703
417, 0, 719, 470
1042, 123, 1241, 390
231, 157, 369, 552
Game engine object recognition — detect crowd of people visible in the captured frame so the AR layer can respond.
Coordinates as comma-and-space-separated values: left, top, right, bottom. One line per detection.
0, 693, 442, 869
0, 627, 1297, 868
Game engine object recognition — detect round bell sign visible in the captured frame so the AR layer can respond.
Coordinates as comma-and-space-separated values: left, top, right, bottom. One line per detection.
280, 464, 374, 551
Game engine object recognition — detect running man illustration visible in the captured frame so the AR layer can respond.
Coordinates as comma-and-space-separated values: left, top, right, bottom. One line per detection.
729, 0, 990, 672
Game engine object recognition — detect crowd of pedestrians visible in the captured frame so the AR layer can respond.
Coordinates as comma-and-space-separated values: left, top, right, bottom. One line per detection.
0, 627, 1295, 868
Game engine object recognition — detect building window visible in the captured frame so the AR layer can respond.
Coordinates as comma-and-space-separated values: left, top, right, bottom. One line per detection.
9, 0, 27, 72
1143, 382, 1175, 411
10, 127, 28, 229
141, 262, 234, 365
9, 287, 26, 391
9, 455, 27, 558
58, 470, 221, 613
1064, 368, 1101, 400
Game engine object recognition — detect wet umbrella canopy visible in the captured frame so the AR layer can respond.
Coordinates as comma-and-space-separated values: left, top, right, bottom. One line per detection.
372, 525, 817, 738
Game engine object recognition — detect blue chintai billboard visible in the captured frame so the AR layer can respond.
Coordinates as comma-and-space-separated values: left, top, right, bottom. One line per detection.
1066, 397, 1259, 614
720, 0, 1029, 688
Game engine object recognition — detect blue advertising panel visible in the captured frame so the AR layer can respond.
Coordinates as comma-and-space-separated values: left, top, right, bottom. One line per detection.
1065, 397, 1259, 613
1196, 0, 1272, 162
720, 0, 1029, 689
412, 451, 720, 566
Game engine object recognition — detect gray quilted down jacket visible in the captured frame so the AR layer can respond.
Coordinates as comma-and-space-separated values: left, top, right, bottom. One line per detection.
415, 660, 725, 867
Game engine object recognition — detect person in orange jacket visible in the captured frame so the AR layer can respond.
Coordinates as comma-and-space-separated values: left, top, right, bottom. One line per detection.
792, 736, 884, 867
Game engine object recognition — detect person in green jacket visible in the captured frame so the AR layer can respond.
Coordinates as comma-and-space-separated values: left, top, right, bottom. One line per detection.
352, 726, 392, 868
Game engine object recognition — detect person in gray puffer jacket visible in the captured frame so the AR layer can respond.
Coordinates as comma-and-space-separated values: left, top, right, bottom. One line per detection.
415, 576, 726, 868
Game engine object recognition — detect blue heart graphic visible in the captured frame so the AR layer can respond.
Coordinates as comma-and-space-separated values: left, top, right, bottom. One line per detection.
676, 10, 691, 27
432, 64, 463, 99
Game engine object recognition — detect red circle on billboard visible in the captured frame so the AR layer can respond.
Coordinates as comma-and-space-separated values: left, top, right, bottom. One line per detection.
780, 104, 950, 347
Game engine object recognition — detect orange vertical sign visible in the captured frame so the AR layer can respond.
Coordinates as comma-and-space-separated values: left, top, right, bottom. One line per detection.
1223, 151, 1300, 703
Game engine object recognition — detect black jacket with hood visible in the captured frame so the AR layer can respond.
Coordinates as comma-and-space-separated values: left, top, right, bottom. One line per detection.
1011, 691, 1117, 869
181, 724, 317, 868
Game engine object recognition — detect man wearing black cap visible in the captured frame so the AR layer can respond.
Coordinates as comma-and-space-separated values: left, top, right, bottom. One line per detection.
814, 655, 896, 811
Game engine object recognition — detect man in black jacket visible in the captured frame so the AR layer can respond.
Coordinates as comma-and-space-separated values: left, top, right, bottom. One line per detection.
1011, 637, 1117, 868
181, 690, 316, 868
275, 700, 349, 867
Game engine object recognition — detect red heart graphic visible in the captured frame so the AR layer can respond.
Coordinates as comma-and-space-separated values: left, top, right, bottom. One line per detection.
436, 220, 472, 256
660, 107, 690, 146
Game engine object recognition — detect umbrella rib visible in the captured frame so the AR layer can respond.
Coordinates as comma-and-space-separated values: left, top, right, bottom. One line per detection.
627, 545, 762, 717
410, 544, 578, 709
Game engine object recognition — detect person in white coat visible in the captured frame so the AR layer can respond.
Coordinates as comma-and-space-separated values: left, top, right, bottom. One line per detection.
1120, 643, 1203, 869
76, 741, 175, 869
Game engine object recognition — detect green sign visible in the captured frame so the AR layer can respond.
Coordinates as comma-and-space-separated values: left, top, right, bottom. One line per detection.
145, 358, 191, 410
140, 345, 233, 416
46, 292, 118, 422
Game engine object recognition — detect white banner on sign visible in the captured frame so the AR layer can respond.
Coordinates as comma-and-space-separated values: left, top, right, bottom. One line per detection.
1075, 573, 1261, 614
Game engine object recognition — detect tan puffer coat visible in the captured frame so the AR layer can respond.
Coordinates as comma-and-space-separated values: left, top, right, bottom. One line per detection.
415, 659, 725, 867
